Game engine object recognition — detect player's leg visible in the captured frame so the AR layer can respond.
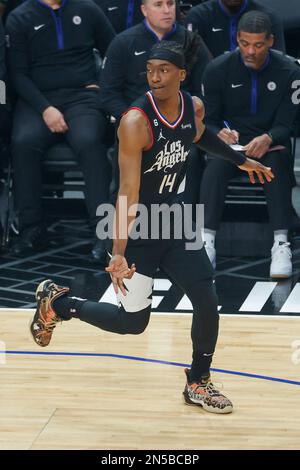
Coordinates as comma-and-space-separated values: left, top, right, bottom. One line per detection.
160, 236, 233, 413
30, 240, 161, 347
261, 150, 293, 278
200, 157, 239, 268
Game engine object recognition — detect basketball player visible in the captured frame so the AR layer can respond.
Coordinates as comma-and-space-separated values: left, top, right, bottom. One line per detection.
30, 41, 273, 414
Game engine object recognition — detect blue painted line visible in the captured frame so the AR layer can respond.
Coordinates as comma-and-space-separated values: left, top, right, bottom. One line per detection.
2, 350, 300, 387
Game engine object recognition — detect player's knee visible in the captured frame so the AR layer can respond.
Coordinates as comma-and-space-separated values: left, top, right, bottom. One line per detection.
186, 280, 219, 318
123, 306, 151, 335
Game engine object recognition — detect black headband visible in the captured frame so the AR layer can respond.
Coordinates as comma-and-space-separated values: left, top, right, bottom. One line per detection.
147, 49, 185, 69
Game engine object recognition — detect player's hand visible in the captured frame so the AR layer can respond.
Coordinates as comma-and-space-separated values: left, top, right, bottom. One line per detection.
105, 254, 136, 295
238, 157, 274, 184
243, 134, 272, 159
43, 106, 69, 133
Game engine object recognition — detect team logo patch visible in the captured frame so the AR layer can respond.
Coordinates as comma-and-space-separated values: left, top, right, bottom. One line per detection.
73, 16, 82, 25
267, 81, 277, 91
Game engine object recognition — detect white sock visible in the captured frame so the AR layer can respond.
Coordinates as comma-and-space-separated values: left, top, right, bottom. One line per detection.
273, 230, 288, 246
204, 229, 216, 247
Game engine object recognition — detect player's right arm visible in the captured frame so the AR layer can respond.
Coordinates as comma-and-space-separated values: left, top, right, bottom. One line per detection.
192, 96, 274, 184
105, 109, 151, 294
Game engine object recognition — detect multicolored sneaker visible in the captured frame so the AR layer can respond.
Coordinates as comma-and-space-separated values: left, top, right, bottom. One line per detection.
30, 279, 69, 347
183, 369, 233, 414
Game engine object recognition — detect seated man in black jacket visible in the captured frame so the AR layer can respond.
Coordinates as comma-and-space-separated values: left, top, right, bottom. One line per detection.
6, 0, 115, 260
200, 11, 300, 278
185, 0, 286, 57
100, 0, 212, 210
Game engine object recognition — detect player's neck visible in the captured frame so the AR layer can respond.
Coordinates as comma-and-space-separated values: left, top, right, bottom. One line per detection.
154, 92, 181, 123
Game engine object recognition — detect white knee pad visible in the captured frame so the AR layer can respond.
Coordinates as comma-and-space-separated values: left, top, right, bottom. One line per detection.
117, 272, 153, 313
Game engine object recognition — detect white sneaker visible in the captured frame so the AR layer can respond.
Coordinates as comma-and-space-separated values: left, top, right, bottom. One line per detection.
270, 242, 292, 279
204, 242, 216, 269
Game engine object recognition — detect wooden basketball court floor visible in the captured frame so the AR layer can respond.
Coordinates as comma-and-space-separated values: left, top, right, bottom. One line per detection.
1, 309, 300, 450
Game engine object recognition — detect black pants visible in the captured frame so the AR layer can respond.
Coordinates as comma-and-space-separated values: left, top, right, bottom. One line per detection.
200, 150, 293, 231
11, 90, 111, 230
58, 231, 218, 380
0, 104, 12, 145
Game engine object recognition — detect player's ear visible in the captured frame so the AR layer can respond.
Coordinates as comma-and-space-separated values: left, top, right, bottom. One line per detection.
180, 69, 186, 82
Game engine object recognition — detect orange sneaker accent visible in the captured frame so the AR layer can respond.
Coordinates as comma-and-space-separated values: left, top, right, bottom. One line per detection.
182, 368, 233, 414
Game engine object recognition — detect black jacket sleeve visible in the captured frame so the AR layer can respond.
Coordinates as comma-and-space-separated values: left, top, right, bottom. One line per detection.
5, 13, 51, 113
91, 1, 116, 55
268, 67, 300, 144
196, 127, 246, 165
201, 60, 224, 134
185, 6, 212, 54
99, 34, 129, 118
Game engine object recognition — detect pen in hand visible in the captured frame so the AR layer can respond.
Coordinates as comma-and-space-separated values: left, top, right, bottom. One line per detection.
223, 120, 239, 144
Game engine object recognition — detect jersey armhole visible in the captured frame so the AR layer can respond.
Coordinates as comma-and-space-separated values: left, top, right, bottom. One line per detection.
188, 94, 198, 139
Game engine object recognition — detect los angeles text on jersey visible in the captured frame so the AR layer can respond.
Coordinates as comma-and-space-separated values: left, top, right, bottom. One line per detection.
144, 140, 189, 174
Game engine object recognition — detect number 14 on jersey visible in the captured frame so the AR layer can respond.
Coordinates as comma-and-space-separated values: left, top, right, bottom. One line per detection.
159, 173, 177, 194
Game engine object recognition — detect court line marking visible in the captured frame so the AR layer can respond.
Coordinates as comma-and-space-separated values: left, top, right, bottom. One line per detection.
1, 350, 300, 387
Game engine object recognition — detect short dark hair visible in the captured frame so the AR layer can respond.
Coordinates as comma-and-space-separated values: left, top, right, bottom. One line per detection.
238, 10, 272, 38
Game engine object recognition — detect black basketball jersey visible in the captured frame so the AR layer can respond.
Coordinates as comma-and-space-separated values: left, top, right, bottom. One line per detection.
127, 90, 197, 207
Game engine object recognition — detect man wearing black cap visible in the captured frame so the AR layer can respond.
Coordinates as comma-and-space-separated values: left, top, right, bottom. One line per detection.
29, 40, 273, 414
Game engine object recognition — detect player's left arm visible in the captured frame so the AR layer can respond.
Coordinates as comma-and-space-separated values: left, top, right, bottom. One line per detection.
192, 96, 274, 184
